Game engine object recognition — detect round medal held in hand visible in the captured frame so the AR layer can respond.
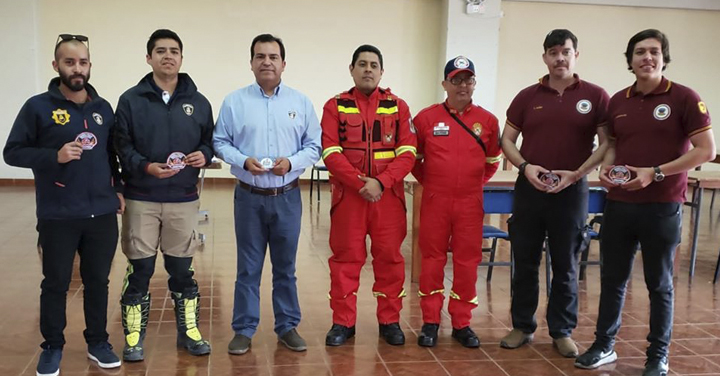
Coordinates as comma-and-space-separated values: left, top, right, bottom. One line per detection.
539, 172, 560, 189
260, 157, 275, 170
75, 132, 97, 150
608, 165, 631, 184
166, 151, 187, 170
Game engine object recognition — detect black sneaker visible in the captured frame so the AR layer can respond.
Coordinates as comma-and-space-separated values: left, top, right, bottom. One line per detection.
279, 328, 307, 352
228, 334, 251, 355
642, 357, 669, 376
36, 348, 62, 376
87, 342, 121, 369
417, 323, 439, 347
379, 323, 405, 346
452, 327, 480, 348
574, 343, 618, 369
326, 324, 356, 346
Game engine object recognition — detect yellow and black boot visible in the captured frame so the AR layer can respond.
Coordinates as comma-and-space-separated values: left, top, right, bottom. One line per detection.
171, 286, 211, 356
121, 293, 150, 361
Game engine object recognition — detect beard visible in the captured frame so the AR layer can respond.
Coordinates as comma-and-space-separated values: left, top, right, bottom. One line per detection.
59, 70, 90, 92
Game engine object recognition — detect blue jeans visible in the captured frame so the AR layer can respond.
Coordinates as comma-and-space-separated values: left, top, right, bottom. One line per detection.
231, 184, 302, 337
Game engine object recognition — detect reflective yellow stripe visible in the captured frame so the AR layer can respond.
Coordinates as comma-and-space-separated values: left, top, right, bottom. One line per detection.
418, 289, 444, 297
376, 106, 398, 115
397, 289, 407, 298
322, 146, 343, 160
395, 145, 417, 157
338, 105, 360, 114
486, 155, 502, 164
374, 151, 395, 160
449, 291, 461, 300
373, 291, 387, 298
469, 296, 479, 305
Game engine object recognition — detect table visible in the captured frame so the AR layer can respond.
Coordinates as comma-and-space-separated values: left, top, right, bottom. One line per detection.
685, 170, 720, 279
405, 171, 599, 282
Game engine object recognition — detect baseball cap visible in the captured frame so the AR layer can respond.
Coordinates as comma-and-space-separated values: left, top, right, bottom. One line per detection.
444, 56, 475, 80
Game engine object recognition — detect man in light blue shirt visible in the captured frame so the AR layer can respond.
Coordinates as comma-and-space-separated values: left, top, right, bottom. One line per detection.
213, 33, 321, 355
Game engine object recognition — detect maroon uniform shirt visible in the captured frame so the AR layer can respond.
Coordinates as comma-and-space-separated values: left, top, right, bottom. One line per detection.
608, 77, 712, 203
506, 75, 610, 171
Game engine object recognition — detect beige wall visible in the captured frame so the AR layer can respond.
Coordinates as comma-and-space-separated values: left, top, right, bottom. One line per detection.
496, 1, 720, 149
1, 0, 443, 179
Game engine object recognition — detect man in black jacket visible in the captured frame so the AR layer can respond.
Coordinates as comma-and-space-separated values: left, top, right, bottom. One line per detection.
114, 29, 214, 361
4, 34, 123, 376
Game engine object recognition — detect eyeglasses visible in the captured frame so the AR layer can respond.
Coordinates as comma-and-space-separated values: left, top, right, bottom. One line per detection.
55, 34, 90, 51
449, 76, 476, 86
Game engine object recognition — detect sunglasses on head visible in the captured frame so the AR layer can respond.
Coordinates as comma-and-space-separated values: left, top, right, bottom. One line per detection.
55, 34, 90, 50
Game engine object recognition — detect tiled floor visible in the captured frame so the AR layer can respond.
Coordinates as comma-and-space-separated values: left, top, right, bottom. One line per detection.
2, 181, 720, 375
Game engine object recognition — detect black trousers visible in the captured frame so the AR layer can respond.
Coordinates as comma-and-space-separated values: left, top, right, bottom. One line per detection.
594, 200, 681, 359
509, 175, 588, 338
37, 213, 118, 349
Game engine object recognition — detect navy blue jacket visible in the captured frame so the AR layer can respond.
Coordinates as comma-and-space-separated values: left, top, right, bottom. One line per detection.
3, 78, 121, 220
114, 73, 214, 202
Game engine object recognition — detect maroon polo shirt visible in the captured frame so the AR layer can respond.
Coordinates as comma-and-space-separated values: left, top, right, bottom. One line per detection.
608, 77, 712, 203
506, 74, 610, 171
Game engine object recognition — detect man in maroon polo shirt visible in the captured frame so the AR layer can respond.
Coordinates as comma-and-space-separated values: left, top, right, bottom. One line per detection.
500, 29, 610, 357
575, 29, 714, 376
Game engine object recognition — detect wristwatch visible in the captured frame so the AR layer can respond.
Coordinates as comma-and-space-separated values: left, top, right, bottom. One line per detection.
518, 162, 529, 175
653, 166, 665, 182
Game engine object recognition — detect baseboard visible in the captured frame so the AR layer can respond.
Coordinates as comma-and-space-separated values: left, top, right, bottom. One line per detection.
0, 179, 35, 186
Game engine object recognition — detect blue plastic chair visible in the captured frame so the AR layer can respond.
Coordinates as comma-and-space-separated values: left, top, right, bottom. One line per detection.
482, 187, 514, 283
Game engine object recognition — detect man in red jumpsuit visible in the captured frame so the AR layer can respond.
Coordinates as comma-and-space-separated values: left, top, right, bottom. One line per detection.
412, 56, 501, 348
321, 44, 417, 346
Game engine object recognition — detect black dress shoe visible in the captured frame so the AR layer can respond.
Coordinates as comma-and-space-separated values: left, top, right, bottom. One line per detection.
379, 323, 405, 345
417, 323, 439, 347
452, 327, 480, 348
325, 324, 355, 346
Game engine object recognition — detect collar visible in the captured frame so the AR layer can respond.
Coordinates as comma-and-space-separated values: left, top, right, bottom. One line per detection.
350, 86, 380, 101
253, 81, 282, 98
444, 99, 473, 114
538, 73, 581, 92
626, 76, 672, 98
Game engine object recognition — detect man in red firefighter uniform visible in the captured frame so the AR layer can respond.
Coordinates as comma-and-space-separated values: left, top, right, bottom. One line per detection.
412, 56, 501, 348
321, 44, 417, 346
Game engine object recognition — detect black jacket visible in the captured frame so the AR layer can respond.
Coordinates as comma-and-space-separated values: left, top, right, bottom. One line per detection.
114, 73, 214, 202
3, 78, 121, 220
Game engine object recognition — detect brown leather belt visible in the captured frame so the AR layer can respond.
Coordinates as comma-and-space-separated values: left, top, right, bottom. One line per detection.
237, 179, 299, 196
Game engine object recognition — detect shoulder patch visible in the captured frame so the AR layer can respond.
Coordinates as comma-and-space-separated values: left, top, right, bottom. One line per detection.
698, 101, 708, 114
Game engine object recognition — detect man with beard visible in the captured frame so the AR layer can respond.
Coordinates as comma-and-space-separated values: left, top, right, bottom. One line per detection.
4, 34, 123, 376
214, 34, 321, 355
320, 45, 417, 346
500, 29, 610, 357
114, 29, 214, 361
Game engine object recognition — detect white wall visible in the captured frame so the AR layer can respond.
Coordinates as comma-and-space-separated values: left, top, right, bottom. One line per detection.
1, 0, 443, 179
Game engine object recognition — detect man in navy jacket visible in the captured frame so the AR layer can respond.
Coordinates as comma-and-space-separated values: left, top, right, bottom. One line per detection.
113, 29, 214, 361
4, 34, 123, 376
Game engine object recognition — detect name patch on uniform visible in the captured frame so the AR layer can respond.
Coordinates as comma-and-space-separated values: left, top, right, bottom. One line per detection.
433, 122, 449, 136
698, 101, 708, 114
52, 108, 70, 125
92, 112, 103, 125
654, 104, 671, 121
576, 99, 592, 114
182, 104, 194, 116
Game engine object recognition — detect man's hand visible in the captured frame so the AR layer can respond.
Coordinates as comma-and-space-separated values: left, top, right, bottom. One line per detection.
271, 157, 291, 176
524, 164, 551, 191
244, 158, 266, 176
117, 193, 125, 215
186, 151, 206, 168
547, 170, 580, 194
146, 162, 179, 179
622, 166, 654, 191
358, 176, 383, 202
599, 164, 617, 189
57, 141, 83, 163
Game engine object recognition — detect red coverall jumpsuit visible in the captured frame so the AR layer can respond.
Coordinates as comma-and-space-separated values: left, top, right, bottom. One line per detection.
412, 102, 501, 329
321, 87, 417, 327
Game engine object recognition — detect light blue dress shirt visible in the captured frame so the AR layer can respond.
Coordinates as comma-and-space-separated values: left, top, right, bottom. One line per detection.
213, 82, 321, 188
